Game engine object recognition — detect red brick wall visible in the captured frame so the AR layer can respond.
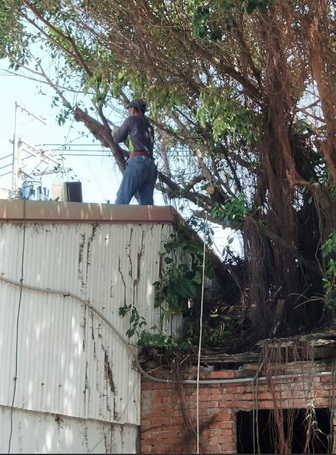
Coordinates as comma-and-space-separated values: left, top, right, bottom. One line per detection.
140, 367, 336, 454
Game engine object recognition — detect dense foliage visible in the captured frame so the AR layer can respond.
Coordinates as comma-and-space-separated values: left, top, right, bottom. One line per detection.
2, 0, 336, 347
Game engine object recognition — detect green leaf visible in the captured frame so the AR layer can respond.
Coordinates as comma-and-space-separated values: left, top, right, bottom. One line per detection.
126, 327, 135, 338
175, 279, 197, 299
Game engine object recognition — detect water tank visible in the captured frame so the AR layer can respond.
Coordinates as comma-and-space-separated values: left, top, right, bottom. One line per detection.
19, 180, 50, 201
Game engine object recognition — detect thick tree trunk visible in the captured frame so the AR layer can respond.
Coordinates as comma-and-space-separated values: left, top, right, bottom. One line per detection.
74, 107, 126, 172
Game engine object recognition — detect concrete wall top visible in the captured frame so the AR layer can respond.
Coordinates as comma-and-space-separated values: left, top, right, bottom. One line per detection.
0, 200, 179, 225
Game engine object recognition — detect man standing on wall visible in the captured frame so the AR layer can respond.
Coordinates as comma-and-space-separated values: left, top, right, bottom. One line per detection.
112, 99, 157, 205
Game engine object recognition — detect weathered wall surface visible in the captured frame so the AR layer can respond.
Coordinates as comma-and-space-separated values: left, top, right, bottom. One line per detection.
1, 406, 138, 453
140, 365, 336, 454
0, 201, 182, 453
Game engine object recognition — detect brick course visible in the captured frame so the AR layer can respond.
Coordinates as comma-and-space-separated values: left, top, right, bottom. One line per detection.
140, 366, 335, 453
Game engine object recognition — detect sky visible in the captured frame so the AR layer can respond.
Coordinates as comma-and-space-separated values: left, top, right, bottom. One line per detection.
0, 67, 116, 203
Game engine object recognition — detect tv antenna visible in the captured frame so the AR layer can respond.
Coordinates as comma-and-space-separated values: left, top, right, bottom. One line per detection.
11, 102, 68, 197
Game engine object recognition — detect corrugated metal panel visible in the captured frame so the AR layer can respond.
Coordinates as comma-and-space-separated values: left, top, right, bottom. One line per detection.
0, 221, 179, 429
0, 406, 138, 453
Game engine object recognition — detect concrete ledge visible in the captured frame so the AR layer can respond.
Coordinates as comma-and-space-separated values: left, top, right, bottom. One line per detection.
0, 200, 179, 224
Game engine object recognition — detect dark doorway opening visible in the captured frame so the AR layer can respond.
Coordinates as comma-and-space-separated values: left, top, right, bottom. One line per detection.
236, 408, 331, 454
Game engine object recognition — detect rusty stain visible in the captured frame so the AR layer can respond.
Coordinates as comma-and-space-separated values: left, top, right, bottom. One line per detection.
137, 246, 143, 280
96, 358, 100, 394
80, 421, 89, 451
90, 223, 98, 241
134, 247, 143, 288
118, 257, 126, 288
133, 238, 145, 302
91, 313, 97, 359
104, 432, 108, 451
86, 243, 91, 281
105, 394, 111, 413
78, 232, 86, 287
54, 414, 63, 428
113, 399, 119, 422
128, 253, 133, 278
127, 228, 133, 277
83, 321, 87, 351
103, 346, 115, 393
81, 305, 87, 351
78, 232, 86, 275
86, 236, 92, 283
90, 311, 95, 341
118, 257, 127, 306
104, 424, 118, 452
158, 252, 165, 277
85, 361, 89, 388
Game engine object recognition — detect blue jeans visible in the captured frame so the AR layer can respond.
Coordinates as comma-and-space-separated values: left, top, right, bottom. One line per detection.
115, 156, 158, 205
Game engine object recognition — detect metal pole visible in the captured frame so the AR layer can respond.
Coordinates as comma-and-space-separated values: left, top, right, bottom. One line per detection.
11, 102, 47, 197
11, 102, 22, 197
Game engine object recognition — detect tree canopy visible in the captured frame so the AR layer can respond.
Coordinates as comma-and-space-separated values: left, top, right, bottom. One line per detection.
2, 0, 336, 348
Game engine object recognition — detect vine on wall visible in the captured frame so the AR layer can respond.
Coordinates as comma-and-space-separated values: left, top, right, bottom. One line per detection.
119, 222, 215, 349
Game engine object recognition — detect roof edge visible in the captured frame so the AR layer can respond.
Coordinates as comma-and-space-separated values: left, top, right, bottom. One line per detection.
0, 200, 179, 224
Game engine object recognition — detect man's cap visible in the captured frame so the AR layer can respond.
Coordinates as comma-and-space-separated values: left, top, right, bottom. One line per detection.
126, 99, 146, 113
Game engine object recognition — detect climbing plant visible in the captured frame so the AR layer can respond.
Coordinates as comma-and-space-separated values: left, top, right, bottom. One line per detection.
154, 223, 214, 315
321, 230, 336, 319
119, 222, 248, 350
119, 223, 215, 347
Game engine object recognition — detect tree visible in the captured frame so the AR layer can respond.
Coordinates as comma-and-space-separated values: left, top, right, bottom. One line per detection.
1, 0, 336, 346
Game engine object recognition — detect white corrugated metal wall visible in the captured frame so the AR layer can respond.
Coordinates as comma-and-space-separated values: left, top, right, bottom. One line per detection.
0, 219, 180, 453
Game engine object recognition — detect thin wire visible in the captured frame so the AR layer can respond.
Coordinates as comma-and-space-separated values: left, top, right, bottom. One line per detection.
0, 171, 12, 178
7, 199, 27, 454
0, 163, 13, 170
196, 212, 208, 454
0, 154, 13, 160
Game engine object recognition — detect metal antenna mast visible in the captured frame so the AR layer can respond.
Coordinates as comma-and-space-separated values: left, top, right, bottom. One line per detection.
11, 102, 47, 197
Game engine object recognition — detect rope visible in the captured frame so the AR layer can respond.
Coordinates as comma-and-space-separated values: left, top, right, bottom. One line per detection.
196, 212, 208, 454
0, 275, 133, 352
7, 199, 27, 454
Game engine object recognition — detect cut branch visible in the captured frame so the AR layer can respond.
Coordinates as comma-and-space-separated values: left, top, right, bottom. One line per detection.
74, 107, 126, 171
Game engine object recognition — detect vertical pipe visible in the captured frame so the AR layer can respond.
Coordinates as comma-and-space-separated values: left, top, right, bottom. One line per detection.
12, 102, 23, 198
